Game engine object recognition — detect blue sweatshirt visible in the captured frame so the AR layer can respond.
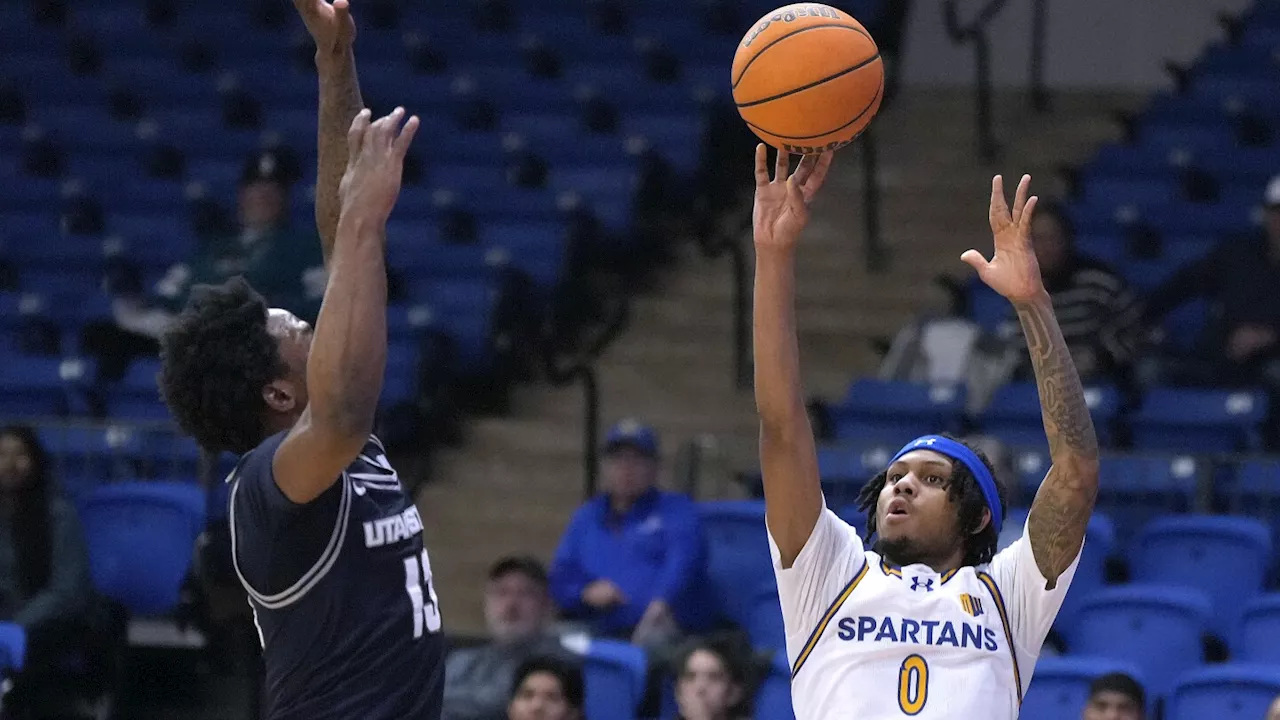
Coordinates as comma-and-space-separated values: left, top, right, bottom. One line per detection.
549, 489, 713, 635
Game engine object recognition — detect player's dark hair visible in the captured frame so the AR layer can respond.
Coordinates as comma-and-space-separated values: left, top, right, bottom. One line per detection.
854, 433, 1007, 567
158, 276, 285, 455
489, 555, 549, 587
1089, 672, 1146, 709
511, 655, 584, 710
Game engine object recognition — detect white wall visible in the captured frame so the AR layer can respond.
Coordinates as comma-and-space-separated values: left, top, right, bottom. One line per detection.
900, 0, 1255, 90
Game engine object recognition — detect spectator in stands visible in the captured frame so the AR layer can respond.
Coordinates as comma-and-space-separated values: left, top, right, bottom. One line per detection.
506, 655, 584, 720
1143, 175, 1280, 390
1002, 199, 1144, 387
670, 634, 753, 720
548, 420, 713, 649
0, 425, 107, 716
1266, 694, 1280, 720
1081, 672, 1145, 720
445, 556, 571, 720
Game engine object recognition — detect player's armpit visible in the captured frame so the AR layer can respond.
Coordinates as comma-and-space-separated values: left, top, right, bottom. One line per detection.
1015, 295, 1100, 589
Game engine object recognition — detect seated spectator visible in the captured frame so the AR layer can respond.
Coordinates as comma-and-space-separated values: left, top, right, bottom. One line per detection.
445, 556, 571, 720
670, 634, 753, 720
1001, 199, 1144, 388
87, 149, 326, 381
1144, 175, 1280, 390
548, 420, 713, 649
0, 425, 124, 717
506, 655, 584, 720
1081, 672, 1145, 720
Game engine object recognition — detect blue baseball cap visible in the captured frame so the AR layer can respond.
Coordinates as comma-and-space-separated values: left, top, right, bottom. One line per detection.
603, 419, 659, 458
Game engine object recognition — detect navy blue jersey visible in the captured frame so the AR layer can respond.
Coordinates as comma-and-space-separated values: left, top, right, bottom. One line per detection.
229, 432, 444, 720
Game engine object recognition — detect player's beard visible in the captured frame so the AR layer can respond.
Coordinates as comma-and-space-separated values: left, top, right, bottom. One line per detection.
875, 535, 932, 568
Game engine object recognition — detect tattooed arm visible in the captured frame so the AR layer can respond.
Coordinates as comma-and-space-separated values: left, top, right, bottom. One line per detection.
962, 175, 1099, 590
293, 0, 364, 265
1016, 292, 1100, 588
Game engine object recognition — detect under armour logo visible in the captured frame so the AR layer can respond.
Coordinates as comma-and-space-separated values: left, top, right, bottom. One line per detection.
916, 438, 937, 447
910, 577, 935, 592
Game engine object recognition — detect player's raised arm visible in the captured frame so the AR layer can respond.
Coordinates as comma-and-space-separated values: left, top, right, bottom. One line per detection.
752, 145, 834, 567
273, 108, 420, 503
961, 175, 1100, 589
293, 0, 364, 264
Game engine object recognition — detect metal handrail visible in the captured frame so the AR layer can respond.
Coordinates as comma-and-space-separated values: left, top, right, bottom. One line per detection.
944, 0, 1013, 162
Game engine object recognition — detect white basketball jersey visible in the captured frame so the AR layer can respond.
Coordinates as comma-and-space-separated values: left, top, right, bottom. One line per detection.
769, 505, 1080, 720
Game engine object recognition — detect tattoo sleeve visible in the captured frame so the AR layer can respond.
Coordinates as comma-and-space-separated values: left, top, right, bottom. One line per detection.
315, 52, 365, 265
1015, 292, 1101, 589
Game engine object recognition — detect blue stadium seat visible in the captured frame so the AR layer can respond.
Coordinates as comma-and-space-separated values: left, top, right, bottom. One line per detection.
0, 623, 26, 674
696, 500, 775, 626
581, 639, 647, 720
0, 355, 94, 418
1131, 515, 1272, 636
1166, 665, 1280, 720
78, 481, 206, 615
479, 221, 569, 298
754, 651, 796, 720
103, 357, 168, 421
742, 587, 786, 652
1238, 594, 1280, 663
1132, 387, 1268, 452
40, 425, 146, 497
1080, 175, 1180, 207
1022, 656, 1146, 720
966, 277, 1009, 333
833, 379, 966, 442
1159, 298, 1210, 355
979, 383, 1119, 449
1089, 453, 1201, 544
1061, 585, 1211, 699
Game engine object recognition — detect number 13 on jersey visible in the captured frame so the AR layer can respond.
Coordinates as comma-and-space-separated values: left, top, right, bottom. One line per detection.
403, 549, 442, 637
898, 654, 928, 715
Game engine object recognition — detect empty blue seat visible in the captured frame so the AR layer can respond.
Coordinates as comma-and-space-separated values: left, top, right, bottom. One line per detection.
582, 639, 647, 720
1132, 387, 1268, 452
78, 481, 206, 615
0, 355, 94, 418
1238, 594, 1280, 663
753, 651, 796, 720
1022, 656, 1146, 720
40, 425, 146, 495
1167, 664, 1280, 720
979, 382, 1119, 449
480, 221, 569, 297
1131, 515, 1272, 636
966, 277, 1009, 333
104, 358, 168, 421
1080, 175, 1180, 207
742, 587, 786, 652
1061, 585, 1210, 699
696, 500, 775, 625
0, 623, 26, 674
833, 379, 966, 441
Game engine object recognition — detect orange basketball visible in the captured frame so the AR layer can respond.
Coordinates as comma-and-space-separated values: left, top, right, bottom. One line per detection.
732, 4, 884, 154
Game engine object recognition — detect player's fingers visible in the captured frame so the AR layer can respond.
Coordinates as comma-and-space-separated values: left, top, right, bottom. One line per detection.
774, 146, 789, 184
960, 249, 989, 273
753, 144, 770, 186
988, 175, 1008, 232
806, 152, 835, 192
393, 115, 420, 156
1011, 174, 1031, 222
1020, 195, 1039, 231
791, 154, 818, 187
376, 107, 405, 145
786, 173, 807, 208
347, 108, 371, 162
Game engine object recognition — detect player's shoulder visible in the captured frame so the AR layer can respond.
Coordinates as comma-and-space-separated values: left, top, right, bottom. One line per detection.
231, 430, 290, 481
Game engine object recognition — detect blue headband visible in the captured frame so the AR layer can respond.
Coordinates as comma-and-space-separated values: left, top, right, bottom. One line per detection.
889, 435, 1003, 533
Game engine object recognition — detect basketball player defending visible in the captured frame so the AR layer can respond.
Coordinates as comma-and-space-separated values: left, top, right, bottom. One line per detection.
157, 2, 444, 717
752, 145, 1099, 718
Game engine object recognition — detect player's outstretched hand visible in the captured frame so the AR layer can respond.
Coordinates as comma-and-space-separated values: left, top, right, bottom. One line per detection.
961, 174, 1046, 303
339, 107, 420, 226
292, 0, 356, 63
753, 144, 833, 251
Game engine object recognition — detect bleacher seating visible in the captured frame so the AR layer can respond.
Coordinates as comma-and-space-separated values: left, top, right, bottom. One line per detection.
580, 638, 648, 720
1021, 656, 1147, 720
1166, 664, 1280, 720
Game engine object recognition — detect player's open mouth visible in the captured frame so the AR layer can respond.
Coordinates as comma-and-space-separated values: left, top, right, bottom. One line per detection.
886, 499, 909, 517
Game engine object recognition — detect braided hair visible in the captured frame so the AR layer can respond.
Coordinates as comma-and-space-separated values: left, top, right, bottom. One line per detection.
854, 433, 1007, 567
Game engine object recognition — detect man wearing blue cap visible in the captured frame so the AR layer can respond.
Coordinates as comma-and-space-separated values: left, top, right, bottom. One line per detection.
547, 419, 712, 645
750, 148, 1100, 720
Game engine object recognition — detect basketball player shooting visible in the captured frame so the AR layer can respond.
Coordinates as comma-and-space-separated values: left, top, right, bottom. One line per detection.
751, 145, 1100, 718
157, 2, 445, 718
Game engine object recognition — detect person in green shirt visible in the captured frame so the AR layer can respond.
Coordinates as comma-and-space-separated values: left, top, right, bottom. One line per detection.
153, 148, 327, 324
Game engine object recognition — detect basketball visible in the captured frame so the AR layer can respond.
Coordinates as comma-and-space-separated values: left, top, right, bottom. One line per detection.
732, 4, 884, 154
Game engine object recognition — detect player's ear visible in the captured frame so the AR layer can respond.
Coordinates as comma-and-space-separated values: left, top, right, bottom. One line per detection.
263, 379, 299, 414
970, 507, 992, 536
